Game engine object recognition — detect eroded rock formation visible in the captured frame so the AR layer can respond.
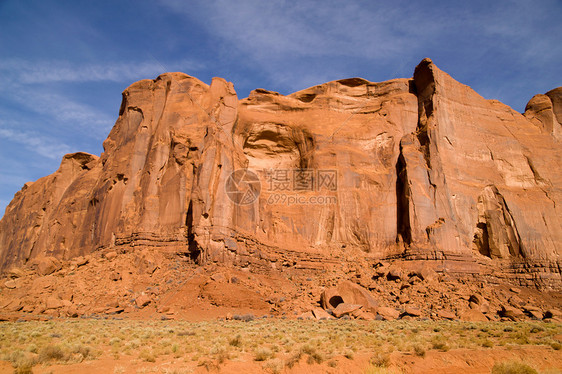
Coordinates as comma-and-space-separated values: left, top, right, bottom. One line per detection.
0, 58, 560, 287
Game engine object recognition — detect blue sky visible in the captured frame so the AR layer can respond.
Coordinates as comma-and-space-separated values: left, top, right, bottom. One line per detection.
0, 0, 561, 217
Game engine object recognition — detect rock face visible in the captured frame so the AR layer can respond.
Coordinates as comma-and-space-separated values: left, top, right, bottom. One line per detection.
320, 281, 378, 313
0, 59, 561, 286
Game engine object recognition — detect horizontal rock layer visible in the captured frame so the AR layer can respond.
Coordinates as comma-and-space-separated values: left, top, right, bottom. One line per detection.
0, 58, 560, 284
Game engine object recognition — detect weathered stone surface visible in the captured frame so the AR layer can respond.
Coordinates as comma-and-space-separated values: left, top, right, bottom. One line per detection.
298, 310, 315, 320
409, 265, 437, 282
104, 251, 118, 261
402, 306, 422, 317
469, 293, 491, 314
459, 309, 488, 322
135, 294, 151, 308
45, 297, 63, 310
320, 281, 378, 313
525, 309, 544, 320
469, 294, 485, 305
437, 310, 456, 320
544, 309, 561, 320
332, 303, 363, 318
33, 257, 62, 276
311, 307, 334, 320
3, 279, 16, 289
320, 288, 342, 310
72, 256, 89, 267
354, 310, 376, 320
524, 88, 562, 140
387, 268, 403, 281
336, 281, 378, 313
499, 305, 525, 321
377, 306, 400, 320
7, 268, 25, 278
0, 59, 560, 292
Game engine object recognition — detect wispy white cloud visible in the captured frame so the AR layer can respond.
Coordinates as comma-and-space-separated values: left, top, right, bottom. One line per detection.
0, 174, 29, 187
158, 0, 440, 84
0, 57, 204, 137
159, 0, 562, 100
0, 58, 201, 84
161, 0, 418, 60
0, 84, 115, 139
0, 125, 73, 160
477, 1, 562, 62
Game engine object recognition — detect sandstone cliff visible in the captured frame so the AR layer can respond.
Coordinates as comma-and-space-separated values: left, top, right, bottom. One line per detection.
0, 59, 560, 285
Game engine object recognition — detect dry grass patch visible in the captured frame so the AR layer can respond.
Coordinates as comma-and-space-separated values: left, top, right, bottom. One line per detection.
491, 361, 538, 374
0, 319, 560, 372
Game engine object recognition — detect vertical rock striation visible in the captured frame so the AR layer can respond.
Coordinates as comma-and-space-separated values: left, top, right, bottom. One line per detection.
0, 59, 560, 284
